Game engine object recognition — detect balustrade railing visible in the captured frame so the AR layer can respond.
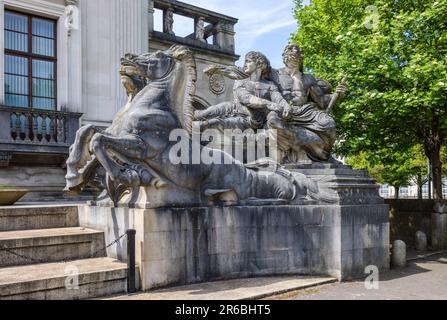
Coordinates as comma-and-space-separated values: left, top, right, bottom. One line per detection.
0, 107, 82, 147
152, 0, 237, 53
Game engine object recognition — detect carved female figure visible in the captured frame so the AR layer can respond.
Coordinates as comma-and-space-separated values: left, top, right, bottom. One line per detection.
195, 51, 290, 132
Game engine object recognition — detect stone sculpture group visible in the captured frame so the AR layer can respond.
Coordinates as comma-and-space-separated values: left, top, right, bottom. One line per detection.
198, 44, 345, 164
64, 44, 346, 207
68, 43, 390, 288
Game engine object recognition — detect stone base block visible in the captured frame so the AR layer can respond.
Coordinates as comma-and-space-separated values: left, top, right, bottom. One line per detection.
78, 203, 390, 290
432, 212, 447, 250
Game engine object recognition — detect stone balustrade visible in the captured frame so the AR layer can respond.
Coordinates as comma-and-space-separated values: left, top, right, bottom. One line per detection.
151, 0, 238, 54
0, 106, 82, 167
0, 107, 81, 146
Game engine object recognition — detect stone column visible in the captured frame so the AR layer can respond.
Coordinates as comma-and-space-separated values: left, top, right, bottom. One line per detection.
63, 0, 82, 113
111, 0, 149, 113
0, 1, 5, 105
148, 0, 154, 33
214, 22, 236, 52
81, 0, 149, 125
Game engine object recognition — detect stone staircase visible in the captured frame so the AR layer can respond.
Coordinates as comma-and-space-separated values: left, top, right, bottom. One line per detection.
0, 205, 134, 300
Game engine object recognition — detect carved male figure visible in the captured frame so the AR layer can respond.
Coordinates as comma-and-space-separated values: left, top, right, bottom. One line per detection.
195, 18, 206, 43
163, 8, 175, 35
270, 44, 346, 163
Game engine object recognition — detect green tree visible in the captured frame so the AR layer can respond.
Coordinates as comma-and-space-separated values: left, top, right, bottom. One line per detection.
346, 145, 426, 199
292, 0, 447, 199
409, 147, 430, 199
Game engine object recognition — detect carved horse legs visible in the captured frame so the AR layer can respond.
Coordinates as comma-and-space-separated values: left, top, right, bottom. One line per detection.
65, 124, 100, 192
89, 133, 147, 184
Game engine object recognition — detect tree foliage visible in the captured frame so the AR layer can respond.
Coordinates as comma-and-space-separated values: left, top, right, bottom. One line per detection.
292, 0, 447, 198
346, 145, 428, 198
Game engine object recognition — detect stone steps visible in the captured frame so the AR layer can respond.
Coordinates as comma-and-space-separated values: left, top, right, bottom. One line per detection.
0, 205, 79, 232
0, 227, 104, 267
0, 257, 132, 300
0, 206, 137, 299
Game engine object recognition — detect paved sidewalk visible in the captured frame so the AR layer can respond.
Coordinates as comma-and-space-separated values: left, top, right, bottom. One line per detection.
265, 253, 447, 300
103, 276, 337, 300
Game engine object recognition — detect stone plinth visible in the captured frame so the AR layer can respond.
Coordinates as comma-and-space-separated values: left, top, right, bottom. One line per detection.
78, 202, 390, 291
392, 240, 407, 267
432, 202, 447, 250
288, 162, 384, 206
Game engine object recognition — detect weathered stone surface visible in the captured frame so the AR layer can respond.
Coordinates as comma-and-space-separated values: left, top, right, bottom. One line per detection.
392, 240, 406, 267
387, 199, 433, 249
0, 227, 104, 267
434, 201, 447, 214
0, 204, 138, 300
79, 203, 390, 290
0, 205, 79, 232
104, 276, 336, 300
0, 166, 67, 202
432, 212, 447, 250
415, 231, 427, 252
289, 163, 384, 206
0, 257, 137, 300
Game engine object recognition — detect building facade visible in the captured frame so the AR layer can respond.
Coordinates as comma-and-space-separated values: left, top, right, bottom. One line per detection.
379, 178, 447, 199
0, 0, 238, 200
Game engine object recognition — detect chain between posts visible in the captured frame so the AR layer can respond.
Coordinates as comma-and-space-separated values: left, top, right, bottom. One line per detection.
0, 232, 128, 264
0, 229, 136, 294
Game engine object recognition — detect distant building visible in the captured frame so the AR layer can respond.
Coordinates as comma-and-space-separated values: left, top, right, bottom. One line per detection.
379, 178, 447, 199
0, 0, 238, 200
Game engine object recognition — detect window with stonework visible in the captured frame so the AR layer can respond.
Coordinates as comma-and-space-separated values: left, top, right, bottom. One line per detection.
4, 10, 57, 110
379, 185, 389, 198
422, 183, 429, 199
443, 177, 447, 199
399, 186, 409, 198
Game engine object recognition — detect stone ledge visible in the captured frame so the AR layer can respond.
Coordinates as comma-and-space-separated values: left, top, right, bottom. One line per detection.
102, 276, 336, 300
0, 257, 136, 300
0, 205, 79, 231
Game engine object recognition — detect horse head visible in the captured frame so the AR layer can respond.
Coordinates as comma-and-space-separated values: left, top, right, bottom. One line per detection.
120, 45, 197, 134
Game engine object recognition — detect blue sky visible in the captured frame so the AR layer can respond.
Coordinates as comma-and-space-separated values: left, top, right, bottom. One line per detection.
154, 0, 310, 68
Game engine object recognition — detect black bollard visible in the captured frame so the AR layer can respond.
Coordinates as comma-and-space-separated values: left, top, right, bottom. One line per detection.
126, 229, 136, 294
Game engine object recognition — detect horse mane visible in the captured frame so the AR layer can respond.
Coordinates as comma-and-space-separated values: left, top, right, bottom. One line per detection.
166, 45, 197, 135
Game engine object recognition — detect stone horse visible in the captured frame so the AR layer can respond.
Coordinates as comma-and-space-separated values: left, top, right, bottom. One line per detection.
64, 45, 324, 207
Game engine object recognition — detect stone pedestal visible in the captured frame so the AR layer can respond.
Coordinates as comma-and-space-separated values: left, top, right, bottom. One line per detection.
432, 202, 447, 250
287, 162, 385, 206
78, 201, 389, 291
392, 240, 407, 267
415, 231, 428, 251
